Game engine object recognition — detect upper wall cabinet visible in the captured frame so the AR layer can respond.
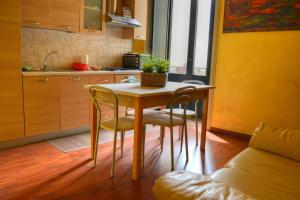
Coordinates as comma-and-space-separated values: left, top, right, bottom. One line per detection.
132, 0, 148, 40
121, 0, 148, 40
50, 0, 80, 32
21, 0, 81, 32
21, 0, 50, 28
80, 0, 105, 33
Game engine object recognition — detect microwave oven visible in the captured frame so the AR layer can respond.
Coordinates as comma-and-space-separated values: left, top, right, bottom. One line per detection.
123, 53, 149, 70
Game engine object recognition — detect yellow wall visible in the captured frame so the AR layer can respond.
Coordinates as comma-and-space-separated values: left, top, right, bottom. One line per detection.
211, 0, 300, 135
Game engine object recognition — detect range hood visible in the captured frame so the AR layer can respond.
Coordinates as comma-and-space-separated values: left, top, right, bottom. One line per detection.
106, 14, 141, 28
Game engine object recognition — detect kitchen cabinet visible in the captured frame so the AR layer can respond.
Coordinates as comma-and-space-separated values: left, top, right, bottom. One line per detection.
60, 75, 90, 130
21, 0, 81, 32
21, 0, 50, 28
80, 0, 105, 33
23, 76, 61, 136
0, 1, 24, 142
122, 0, 148, 44
20, 73, 140, 140
50, 0, 81, 32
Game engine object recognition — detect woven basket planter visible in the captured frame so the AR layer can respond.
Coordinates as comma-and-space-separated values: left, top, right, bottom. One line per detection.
141, 72, 167, 87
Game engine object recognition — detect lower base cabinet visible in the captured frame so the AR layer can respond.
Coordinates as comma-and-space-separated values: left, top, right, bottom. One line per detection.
23, 76, 61, 136
60, 75, 90, 130
23, 73, 139, 137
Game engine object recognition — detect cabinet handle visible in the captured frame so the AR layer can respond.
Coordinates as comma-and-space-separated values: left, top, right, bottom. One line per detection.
98, 80, 108, 83
37, 78, 49, 82
25, 21, 40, 26
70, 77, 81, 81
57, 25, 71, 31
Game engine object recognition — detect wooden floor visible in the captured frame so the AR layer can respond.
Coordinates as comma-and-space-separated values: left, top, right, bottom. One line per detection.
0, 125, 248, 200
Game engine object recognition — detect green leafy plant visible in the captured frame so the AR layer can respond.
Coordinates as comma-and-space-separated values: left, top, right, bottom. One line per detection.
142, 56, 155, 73
142, 56, 169, 73
156, 59, 169, 73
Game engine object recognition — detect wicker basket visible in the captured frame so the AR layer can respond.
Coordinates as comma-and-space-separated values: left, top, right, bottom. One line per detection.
141, 72, 167, 87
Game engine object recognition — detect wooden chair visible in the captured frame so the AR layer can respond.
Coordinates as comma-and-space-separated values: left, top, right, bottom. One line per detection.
89, 85, 135, 178
162, 80, 204, 145
142, 86, 197, 170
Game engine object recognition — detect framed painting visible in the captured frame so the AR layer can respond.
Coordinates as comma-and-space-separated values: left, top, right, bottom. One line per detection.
223, 0, 300, 33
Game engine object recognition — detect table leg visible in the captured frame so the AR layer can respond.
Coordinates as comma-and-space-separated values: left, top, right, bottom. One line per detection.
200, 91, 209, 151
132, 98, 143, 180
90, 97, 97, 159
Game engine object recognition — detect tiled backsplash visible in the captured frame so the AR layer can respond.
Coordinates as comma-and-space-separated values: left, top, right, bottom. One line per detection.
22, 27, 132, 69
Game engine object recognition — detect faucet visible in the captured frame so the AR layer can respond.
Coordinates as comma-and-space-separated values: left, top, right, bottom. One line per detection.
43, 51, 58, 71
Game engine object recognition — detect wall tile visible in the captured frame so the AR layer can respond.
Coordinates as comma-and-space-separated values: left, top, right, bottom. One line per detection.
22, 27, 132, 69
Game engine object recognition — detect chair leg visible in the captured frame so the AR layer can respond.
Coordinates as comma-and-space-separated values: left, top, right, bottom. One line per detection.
111, 130, 118, 178
184, 121, 189, 162
160, 126, 165, 151
195, 103, 199, 146
120, 131, 125, 157
93, 120, 101, 167
142, 125, 146, 167
170, 127, 175, 171
180, 125, 184, 153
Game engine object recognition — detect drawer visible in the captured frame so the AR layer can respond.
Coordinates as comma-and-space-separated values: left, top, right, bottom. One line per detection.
90, 74, 114, 84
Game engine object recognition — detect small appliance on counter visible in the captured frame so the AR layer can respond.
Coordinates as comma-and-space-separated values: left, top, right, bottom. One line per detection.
72, 54, 89, 71
72, 63, 88, 71
123, 53, 150, 70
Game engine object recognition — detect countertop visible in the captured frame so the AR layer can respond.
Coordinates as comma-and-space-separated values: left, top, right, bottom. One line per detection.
22, 70, 141, 76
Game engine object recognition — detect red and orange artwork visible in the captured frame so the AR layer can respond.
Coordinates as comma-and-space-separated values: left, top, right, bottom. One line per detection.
223, 0, 300, 32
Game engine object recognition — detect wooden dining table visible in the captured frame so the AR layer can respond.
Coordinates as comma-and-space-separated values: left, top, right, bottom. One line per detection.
86, 82, 215, 180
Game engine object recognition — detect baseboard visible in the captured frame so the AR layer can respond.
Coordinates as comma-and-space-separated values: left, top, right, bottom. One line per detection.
209, 127, 252, 140
0, 127, 90, 150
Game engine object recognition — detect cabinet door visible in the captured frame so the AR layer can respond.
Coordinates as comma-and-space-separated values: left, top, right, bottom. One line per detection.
133, 0, 148, 40
50, 0, 80, 32
80, 0, 105, 33
23, 76, 61, 136
21, 0, 50, 28
60, 75, 90, 130
0, 1, 24, 142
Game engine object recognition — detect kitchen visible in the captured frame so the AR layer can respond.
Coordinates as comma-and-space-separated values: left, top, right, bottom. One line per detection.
0, 0, 149, 146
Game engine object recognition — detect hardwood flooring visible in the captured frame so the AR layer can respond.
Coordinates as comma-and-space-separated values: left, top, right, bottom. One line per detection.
0, 125, 249, 200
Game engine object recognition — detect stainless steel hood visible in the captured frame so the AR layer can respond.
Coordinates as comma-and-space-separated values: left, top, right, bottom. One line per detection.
106, 14, 141, 28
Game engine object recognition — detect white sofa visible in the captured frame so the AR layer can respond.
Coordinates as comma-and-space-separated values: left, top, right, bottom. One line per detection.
153, 123, 300, 200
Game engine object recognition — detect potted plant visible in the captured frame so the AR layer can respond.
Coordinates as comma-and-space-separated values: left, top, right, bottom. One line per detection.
141, 56, 169, 87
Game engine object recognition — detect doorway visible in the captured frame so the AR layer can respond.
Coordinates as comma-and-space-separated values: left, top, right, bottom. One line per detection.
152, 0, 215, 114
168, 0, 215, 84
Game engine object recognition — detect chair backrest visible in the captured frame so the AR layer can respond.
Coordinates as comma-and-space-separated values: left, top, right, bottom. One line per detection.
89, 86, 119, 123
169, 86, 196, 120
182, 79, 205, 85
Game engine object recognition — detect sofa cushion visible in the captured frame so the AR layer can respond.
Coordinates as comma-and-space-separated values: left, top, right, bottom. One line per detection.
249, 122, 300, 162
212, 148, 300, 200
152, 171, 255, 200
